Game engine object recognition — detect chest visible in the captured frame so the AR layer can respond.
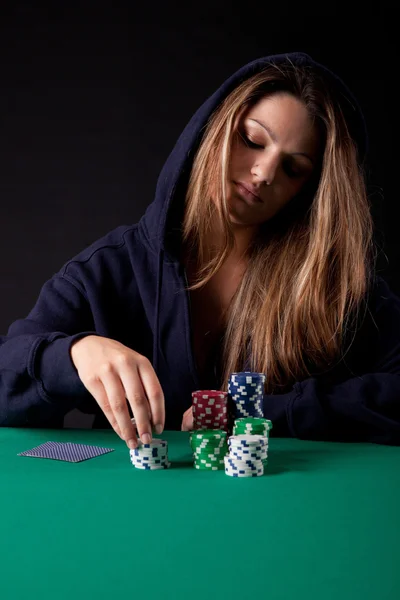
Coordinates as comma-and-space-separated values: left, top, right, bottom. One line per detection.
186, 262, 246, 378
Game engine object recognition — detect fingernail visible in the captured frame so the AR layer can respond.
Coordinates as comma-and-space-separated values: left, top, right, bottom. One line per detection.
127, 439, 137, 449
155, 424, 163, 434
141, 433, 151, 444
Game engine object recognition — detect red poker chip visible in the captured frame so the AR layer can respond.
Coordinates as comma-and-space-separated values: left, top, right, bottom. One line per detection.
192, 390, 228, 399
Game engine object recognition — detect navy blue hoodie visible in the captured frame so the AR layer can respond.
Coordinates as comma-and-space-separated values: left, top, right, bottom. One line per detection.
1, 52, 400, 444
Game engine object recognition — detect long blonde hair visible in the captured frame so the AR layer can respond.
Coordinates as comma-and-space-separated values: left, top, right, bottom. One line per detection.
181, 60, 377, 394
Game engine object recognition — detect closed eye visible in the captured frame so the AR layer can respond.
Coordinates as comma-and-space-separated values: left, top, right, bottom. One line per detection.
239, 131, 263, 149
238, 130, 305, 179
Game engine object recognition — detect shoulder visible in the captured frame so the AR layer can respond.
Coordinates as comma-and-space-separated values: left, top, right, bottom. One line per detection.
45, 224, 142, 295
57, 224, 139, 277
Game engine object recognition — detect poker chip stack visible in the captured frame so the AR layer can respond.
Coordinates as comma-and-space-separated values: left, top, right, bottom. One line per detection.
227, 372, 266, 429
192, 390, 228, 431
189, 429, 228, 470
233, 417, 273, 438
233, 417, 272, 468
224, 434, 268, 477
129, 439, 171, 470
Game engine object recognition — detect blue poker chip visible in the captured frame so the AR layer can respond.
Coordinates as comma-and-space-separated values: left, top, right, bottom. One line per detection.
230, 371, 266, 380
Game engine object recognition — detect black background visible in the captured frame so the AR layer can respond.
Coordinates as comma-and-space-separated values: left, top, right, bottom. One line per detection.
0, 3, 388, 341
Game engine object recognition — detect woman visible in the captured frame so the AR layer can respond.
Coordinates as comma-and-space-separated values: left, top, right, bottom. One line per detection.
1, 52, 399, 447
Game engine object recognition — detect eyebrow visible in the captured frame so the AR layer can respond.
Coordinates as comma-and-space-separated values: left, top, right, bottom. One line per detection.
248, 118, 315, 165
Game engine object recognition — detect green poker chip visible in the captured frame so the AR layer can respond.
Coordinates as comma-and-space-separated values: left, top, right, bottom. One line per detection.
234, 417, 273, 429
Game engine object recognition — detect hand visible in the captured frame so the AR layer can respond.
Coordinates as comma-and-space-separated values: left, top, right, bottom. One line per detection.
70, 335, 165, 449
181, 405, 194, 431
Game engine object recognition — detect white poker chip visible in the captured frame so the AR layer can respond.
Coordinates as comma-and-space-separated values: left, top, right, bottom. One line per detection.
228, 434, 267, 445
225, 468, 263, 477
230, 452, 266, 461
225, 458, 263, 468
132, 462, 171, 470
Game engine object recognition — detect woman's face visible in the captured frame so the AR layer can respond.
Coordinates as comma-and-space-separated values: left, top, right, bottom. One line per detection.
226, 92, 322, 227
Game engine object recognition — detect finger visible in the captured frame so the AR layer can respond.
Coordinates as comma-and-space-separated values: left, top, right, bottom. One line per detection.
181, 406, 192, 431
100, 369, 138, 448
136, 358, 165, 434
84, 375, 127, 442
184, 406, 193, 419
119, 364, 154, 443
184, 409, 194, 431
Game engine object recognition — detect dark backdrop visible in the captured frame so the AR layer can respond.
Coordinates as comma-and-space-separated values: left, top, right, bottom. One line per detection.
0, 3, 388, 426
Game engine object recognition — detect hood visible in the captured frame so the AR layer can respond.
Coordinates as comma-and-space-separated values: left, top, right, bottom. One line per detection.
136, 51, 369, 377
140, 51, 368, 261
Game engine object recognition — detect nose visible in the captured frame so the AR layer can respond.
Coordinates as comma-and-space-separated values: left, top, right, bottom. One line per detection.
251, 151, 280, 184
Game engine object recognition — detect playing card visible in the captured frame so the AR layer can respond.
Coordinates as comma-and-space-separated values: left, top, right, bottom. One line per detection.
18, 441, 114, 462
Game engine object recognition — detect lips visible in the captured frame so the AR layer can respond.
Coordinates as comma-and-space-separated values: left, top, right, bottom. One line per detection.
235, 181, 263, 203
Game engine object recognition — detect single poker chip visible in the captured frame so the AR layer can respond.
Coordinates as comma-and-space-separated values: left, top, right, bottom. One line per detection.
228, 443, 265, 451
131, 462, 171, 470
132, 460, 169, 467
190, 429, 227, 438
195, 453, 225, 460
228, 434, 267, 446
225, 468, 263, 478
230, 371, 266, 381
190, 432, 227, 441
230, 451, 266, 462
226, 455, 263, 467
130, 461, 171, 470
191, 442, 227, 451
194, 453, 226, 461
192, 441, 227, 449
195, 464, 222, 471
130, 454, 167, 462
192, 448, 226, 456
226, 456, 263, 467
130, 445, 168, 453
137, 439, 168, 447
130, 444, 168, 452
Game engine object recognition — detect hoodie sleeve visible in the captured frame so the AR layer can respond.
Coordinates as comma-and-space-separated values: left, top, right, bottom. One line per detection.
263, 277, 400, 446
0, 273, 100, 427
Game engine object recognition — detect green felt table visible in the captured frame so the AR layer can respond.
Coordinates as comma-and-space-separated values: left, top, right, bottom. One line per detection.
1, 428, 399, 600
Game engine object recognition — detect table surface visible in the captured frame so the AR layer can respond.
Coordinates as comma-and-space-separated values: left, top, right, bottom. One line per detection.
1, 427, 399, 600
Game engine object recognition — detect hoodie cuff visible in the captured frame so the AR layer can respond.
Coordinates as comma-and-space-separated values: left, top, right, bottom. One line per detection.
34, 332, 100, 405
